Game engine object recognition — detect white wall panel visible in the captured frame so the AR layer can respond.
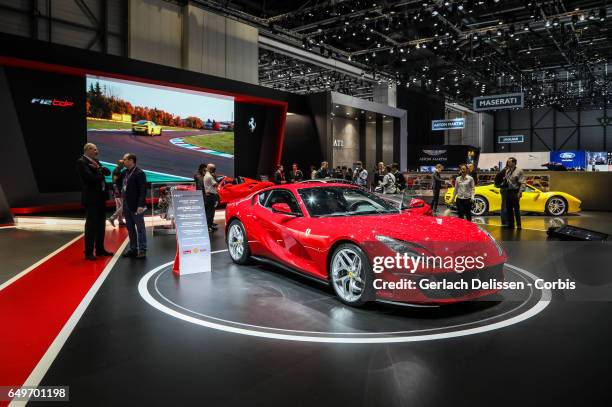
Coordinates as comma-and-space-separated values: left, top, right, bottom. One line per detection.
225, 18, 258, 84
202, 9, 226, 78
129, 0, 182, 68
182, 6, 257, 83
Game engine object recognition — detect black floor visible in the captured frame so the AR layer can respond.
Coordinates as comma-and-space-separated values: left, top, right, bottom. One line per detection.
30, 212, 612, 406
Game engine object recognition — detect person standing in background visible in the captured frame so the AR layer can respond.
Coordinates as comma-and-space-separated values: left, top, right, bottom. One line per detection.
353, 161, 368, 187
391, 163, 405, 192
452, 164, 474, 221
120, 153, 147, 259
494, 165, 508, 226
76, 143, 112, 260
345, 167, 353, 181
372, 162, 385, 190
274, 164, 287, 184
108, 159, 126, 228
380, 165, 397, 194
194, 163, 206, 191
310, 165, 317, 180
431, 164, 444, 213
316, 161, 330, 179
503, 157, 526, 229
289, 163, 304, 183
204, 163, 219, 233
468, 163, 479, 185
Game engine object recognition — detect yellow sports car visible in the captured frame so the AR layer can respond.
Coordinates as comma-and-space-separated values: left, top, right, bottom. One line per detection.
444, 183, 581, 216
132, 120, 162, 136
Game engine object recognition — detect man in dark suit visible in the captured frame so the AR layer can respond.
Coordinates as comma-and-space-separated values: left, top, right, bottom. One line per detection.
76, 143, 112, 260
120, 153, 148, 259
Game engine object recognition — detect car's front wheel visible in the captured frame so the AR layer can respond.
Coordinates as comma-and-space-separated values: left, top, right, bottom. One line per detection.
227, 219, 250, 264
329, 243, 374, 307
471, 195, 489, 216
545, 196, 567, 216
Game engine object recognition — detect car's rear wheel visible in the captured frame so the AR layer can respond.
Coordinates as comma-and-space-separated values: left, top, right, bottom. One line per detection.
227, 219, 250, 264
158, 129, 163, 136
329, 243, 374, 307
545, 196, 567, 216
471, 195, 488, 216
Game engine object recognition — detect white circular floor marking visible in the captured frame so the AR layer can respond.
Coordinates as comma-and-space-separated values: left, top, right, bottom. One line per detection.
138, 251, 551, 344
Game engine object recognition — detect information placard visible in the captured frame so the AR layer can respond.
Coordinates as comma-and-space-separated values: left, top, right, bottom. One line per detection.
171, 189, 211, 275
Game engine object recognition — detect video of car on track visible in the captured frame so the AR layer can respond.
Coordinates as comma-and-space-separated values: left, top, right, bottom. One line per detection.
86, 75, 235, 181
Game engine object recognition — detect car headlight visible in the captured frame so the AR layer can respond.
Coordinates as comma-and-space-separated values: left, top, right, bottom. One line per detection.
479, 227, 504, 256
375, 235, 430, 256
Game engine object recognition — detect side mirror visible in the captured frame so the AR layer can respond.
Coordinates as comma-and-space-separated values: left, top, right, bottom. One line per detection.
271, 202, 293, 215
409, 198, 425, 209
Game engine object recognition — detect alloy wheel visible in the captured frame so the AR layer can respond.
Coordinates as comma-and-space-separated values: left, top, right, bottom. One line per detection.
228, 224, 245, 260
471, 196, 487, 216
548, 197, 566, 216
331, 248, 364, 303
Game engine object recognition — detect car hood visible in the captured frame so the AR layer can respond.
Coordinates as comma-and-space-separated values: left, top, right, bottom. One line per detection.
319, 212, 489, 242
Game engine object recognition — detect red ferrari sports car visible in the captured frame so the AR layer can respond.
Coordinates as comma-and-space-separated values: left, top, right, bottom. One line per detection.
225, 183, 506, 307
217, 175, 275, 205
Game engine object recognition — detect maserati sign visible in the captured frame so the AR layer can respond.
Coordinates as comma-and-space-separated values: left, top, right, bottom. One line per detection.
473, 93, 524, 111
431, 118, 465, 131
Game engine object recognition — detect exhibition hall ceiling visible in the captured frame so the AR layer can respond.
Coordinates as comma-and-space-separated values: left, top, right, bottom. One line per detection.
197, 0, 611, 109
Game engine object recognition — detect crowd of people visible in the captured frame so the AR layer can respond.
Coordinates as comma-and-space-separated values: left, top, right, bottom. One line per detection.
272, 160, 407, 194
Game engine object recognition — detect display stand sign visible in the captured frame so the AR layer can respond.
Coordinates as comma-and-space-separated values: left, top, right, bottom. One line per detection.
171, 189, 211, 275
473, 93, 524, 111
431, 118, 465, 131
498, 135, 524, 144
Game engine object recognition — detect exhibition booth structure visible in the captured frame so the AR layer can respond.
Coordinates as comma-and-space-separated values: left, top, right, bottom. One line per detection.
329, 92, 407, 173
0, 32, 403, 214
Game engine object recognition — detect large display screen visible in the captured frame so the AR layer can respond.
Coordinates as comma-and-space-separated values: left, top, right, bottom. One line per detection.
86, 76, 234, 182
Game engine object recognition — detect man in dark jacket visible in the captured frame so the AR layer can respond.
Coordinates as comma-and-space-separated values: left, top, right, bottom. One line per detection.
391, 163, 406, 192
315, 161, 330, 179
120, 153, 148, 259
289, 163, 304, 183
274, 165, 286, 184
76, 143, 112, 261
431, 164, 444, 213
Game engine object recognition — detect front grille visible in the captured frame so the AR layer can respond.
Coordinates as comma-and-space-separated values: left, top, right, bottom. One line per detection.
418, 264, 504, 299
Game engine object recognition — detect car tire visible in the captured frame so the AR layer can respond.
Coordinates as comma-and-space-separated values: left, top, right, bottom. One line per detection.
158, 129, 163, 137
471, 195, 489, 216
545, 196, 567, 216
226, 219, 251, 265
329, 243, 375, 307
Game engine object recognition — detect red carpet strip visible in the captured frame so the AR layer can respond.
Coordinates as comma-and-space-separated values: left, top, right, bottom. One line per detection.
0, 228, 127, 405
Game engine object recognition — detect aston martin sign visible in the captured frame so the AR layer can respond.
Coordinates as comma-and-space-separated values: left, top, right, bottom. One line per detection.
432, 118, 465, 131
473, 93, 524, 111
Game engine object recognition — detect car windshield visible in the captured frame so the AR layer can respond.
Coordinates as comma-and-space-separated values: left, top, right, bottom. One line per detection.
298, 186, 398, 217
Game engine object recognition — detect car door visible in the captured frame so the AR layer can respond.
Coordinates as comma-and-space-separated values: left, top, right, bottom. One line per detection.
253, 189, 319, 273
519, 185, 544, 212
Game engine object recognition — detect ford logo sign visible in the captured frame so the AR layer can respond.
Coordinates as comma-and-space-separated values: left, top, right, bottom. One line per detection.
559, 152, 575, 159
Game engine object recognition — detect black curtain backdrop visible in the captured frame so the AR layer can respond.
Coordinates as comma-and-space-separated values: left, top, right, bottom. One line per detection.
397, 87, 445, 169
4, 67, 85, 193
